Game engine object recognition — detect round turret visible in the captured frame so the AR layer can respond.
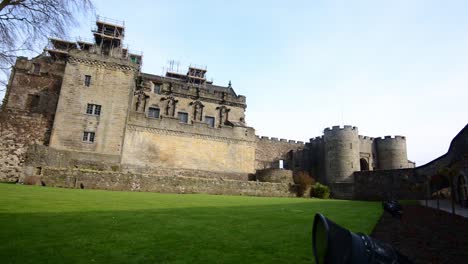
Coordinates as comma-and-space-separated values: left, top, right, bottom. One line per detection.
323, 125, 360, 183
375, 136, 408, 170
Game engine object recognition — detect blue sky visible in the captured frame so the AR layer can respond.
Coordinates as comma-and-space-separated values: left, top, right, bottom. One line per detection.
4, 0, 468, 165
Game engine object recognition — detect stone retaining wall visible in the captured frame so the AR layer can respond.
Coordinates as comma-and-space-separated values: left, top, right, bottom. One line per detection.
0, 111, 53, 182
354, 169, 426, 200
32, 167, 296, 197
255, 168, 293, 184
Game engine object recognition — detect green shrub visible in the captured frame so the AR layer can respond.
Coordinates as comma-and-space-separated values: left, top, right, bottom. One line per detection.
310, 183, 330, 199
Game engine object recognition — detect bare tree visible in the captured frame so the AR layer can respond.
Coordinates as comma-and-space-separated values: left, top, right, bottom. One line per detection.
0, 0, 94, 90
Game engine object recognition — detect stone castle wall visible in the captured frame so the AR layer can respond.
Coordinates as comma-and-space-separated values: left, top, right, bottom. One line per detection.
121, 124, 257, 176
353, 169, 426, 200
22, 144, 250, 181
0, 112, 53, 182
122, 109, 257, 176
255, 168, 294, 183
32, 167, 295, 197
2, 56, 65, 116
254, 136, 304, 170
0, 55, 64, 182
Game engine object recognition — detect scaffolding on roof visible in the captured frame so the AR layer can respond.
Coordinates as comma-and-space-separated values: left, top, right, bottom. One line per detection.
96, 15, 125, 28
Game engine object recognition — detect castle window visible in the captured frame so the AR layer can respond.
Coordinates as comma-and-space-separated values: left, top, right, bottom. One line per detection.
33, 63, 40, 74
178, 112, 188, 123
82, 131, 95, 143
153, 83, 161, 94
148, 107, 160, 119
86, 104, 101, 116
205, 116, 215, 127
350, 143, 352, 149
27, 94, 40, 109
84, 75, 91, 87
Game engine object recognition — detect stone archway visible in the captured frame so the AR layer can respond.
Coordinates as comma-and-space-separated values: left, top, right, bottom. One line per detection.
457, 174, 468, 207
360, 158, 369, 171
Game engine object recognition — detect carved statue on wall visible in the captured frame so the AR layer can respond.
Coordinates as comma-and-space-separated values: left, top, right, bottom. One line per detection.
190, 101, 204, 121
134, 90, 149, 112
161, 96, 178, 117
216, 106, 230, 126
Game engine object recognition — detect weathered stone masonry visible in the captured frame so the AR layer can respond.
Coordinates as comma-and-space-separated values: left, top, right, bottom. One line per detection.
0, 17, 434, 199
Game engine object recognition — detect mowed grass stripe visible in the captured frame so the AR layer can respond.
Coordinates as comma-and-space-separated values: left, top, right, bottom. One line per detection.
0, 184, 382, 264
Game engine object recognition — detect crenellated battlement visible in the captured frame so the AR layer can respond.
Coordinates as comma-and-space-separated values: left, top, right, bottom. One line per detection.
256, 135, 305, 145
324, 125, 358, 133
376, 135, 406, 141
309, 136, 324, 144
358, 135, 374, 142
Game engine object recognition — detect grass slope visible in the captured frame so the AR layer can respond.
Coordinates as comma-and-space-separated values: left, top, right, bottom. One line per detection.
0, 184, 382, 264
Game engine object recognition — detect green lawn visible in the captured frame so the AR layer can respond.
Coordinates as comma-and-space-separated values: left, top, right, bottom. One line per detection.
0, 183, 382, 264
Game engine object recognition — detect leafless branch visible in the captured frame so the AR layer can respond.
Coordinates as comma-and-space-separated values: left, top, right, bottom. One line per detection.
0, 0, 94, 91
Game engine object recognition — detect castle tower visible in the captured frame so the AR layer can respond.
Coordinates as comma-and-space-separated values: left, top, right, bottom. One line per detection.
323, 126, 360, 183
375, 136, 409, 170
48, 17, 140, 156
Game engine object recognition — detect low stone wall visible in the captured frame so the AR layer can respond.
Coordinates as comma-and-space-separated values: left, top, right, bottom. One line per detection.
34, 167, 296, 197
255, 168, 293, 183
353, 169, 426, 200
122, 165, 249, 181
24, 144, 121, 172
23, 145, 250, 181
331, 182, 354, 200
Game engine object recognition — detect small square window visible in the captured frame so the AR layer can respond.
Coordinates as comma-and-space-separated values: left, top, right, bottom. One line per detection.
148, 107, 160, 118
84, 75, 91, 87
205, 116, 215, 127
27, 94, 40, 109
178, 112, 188, 123
86, 104, 94, 114
83, 131, 95, 143
86, 104, 101, 116
33, 63, 40, 74
153, 83, 161, 94
94, 105, 101, 116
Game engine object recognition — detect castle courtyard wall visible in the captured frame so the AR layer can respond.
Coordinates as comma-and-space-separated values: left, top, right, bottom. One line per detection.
121, 124, 256, 177
254, 136, 304, 170
353, 169, 426, 200
32, 167, 295, 197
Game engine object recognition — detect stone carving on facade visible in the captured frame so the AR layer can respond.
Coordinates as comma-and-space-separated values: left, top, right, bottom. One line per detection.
190, 101, 204, 121
134, 90, 150, 112
161, 96, 178, 117
216, 106, 230, 126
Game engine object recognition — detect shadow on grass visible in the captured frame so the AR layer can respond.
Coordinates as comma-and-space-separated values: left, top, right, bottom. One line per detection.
0, 201, 381, 264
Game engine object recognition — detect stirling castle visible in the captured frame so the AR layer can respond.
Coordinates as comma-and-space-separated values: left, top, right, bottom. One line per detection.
0, 18, 417, 198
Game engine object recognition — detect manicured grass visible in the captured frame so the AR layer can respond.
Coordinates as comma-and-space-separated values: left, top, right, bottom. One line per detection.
0, 184, 382, 264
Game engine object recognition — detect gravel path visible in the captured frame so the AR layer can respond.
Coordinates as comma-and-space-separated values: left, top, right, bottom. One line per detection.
371, 204, 468, 264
